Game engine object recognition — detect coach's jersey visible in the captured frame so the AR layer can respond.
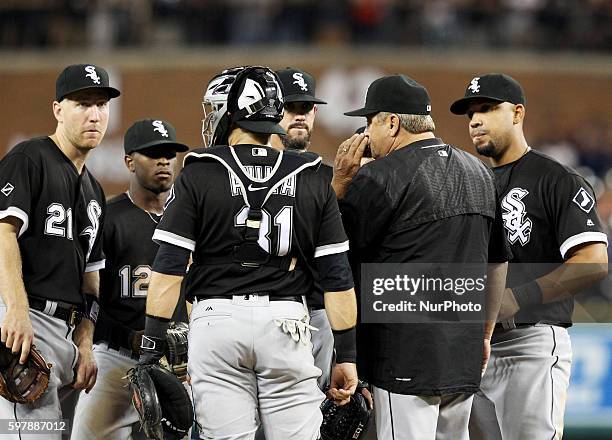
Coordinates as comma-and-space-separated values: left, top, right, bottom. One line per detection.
0, 137, 105, 305
494, 149, 608, 325
340, 137, 511, 395
153, 145, 348, 300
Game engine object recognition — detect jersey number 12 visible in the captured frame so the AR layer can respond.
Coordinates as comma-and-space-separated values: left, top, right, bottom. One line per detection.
119, 265, 152, 298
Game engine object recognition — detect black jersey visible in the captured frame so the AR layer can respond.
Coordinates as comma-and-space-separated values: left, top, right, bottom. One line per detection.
494, 149, 608, 326
95, 193, 187, 346
0, 137, 105, 305
340, 137, 512, 395
308, 162, 333, 309
96, 193, 159, 342
153, 145, 348, 300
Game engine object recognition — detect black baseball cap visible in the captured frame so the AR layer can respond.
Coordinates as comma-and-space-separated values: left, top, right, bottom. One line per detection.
56, 64, 121, 102
345, 75, 431, 117
450, 73, 526, 115
276, 67, 327, 104
124, 119, 189, 155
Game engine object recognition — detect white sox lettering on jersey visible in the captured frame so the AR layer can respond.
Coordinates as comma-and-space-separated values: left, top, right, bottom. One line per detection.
501, 187, 532, 246
81, 200, 103, 261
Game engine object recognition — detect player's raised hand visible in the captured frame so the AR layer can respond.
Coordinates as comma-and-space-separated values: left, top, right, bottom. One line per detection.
328, 362, 358, 406
1, 307, 34, 364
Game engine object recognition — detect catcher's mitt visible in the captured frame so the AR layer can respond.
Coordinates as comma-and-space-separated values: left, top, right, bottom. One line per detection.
320, 387, 371, 440
160, 322, 189, 382
0, 344, 51, 404
128, 363, 193, 440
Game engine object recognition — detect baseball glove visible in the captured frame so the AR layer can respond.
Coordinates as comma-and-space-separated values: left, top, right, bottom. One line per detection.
0, 344, 51, 404
128, 363, 193, 440
320, 386, 371, 440
160, 322, 189, 382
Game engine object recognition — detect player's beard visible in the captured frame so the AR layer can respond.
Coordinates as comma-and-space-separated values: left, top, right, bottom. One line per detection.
281, 125, 311, 151
475, 140, 498, 158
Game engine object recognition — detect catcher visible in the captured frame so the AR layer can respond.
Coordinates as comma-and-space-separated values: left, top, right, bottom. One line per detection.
71, 119, 192, 440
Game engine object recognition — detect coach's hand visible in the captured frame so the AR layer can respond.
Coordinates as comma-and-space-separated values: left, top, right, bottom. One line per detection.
332, 133, 369, 198
1, 307, 34, 364
497, 288, 520, 321
72, 318, 98, 393
328, 362, 358, 406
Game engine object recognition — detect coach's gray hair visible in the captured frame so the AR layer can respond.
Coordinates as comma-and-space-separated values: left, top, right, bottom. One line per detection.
376, 112, 435, 134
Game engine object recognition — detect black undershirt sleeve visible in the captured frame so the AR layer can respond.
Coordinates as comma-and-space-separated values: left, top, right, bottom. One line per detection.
152, 242, 191, 276
315, 252, 354, 292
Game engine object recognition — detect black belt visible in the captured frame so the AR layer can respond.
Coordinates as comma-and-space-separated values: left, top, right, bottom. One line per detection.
199, 294, 303, 303
29, 297, 83, 326
494, 322, 534, 332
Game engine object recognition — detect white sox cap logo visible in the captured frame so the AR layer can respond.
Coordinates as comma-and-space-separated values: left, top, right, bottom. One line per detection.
292, 73, 308, 92
152, 120, 169, 137
468, 77, 480, 93
501, 187, 532, 246
84, 65, 101, 85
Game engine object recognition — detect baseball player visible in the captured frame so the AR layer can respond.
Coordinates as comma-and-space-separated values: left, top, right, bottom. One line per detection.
450, 73, 609, 439
0, 64, 120, 439
271, 67, 334, 392
140, 66, 358, 440
334, 74, 511, 440
71, 119, 189, 439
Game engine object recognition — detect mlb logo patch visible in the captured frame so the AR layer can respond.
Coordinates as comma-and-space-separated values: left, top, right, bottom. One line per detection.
1, 182, 14, 197
252, 148, 267, 157
573, 187, 595, 213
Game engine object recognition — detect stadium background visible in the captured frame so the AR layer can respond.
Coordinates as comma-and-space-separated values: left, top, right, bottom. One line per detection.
0, 1, 611, 439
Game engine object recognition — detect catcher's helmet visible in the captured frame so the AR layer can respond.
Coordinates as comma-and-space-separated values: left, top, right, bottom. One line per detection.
201, 66, 285, 147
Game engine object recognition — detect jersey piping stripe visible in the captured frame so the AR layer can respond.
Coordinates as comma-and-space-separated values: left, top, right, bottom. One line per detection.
85, 259, 105, 273
559, 231, 608, 259
0, 206, 29, 238
153, 229, 196, 252
314, 241, 349, 258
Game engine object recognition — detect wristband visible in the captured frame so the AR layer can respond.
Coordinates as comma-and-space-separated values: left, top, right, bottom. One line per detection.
511, 280, 543, 309
333, 326, 357, 363
139, 315, 170, 365
84, 293, 100, 325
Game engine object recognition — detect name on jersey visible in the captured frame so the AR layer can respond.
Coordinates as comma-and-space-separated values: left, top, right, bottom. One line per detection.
229, 166, 296, 198
501, 187, 532, 246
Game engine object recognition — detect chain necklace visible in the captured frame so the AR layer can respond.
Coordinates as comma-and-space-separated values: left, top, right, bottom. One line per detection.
126, 191, 163, 224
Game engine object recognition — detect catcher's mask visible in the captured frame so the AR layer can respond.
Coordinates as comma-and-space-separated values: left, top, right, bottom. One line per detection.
201, 66, 285, 147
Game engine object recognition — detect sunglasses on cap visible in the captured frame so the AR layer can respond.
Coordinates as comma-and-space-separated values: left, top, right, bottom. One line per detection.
284, 101, 315, 115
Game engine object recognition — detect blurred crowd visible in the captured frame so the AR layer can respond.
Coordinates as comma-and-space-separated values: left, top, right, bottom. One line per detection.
0, 0, 611, 51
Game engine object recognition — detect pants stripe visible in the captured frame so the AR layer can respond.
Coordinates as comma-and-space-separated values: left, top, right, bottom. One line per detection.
388, 390, 396, 440
549, 326, 559, 440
